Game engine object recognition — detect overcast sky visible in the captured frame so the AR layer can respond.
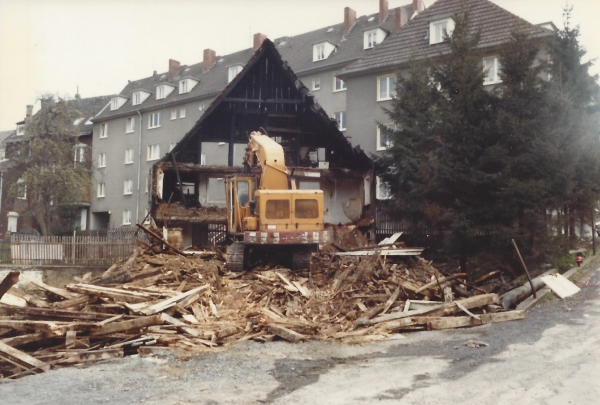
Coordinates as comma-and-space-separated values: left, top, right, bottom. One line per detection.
0, 0, 599, 130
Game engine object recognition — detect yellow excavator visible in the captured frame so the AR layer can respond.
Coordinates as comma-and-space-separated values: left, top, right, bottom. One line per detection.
225, 131, 330, 271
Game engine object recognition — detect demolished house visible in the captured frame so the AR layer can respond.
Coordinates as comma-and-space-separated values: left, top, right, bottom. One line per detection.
150, 39, 375, 247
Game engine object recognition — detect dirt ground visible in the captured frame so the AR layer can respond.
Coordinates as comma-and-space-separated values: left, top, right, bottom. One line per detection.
1, 260, 599, 405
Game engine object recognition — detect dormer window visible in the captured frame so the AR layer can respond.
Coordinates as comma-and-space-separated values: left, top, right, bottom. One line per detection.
16, 124, 25, 136
156, 84, 175, 100
132, 90, 151, 106
110, 96, 128, 111
313, 41, 335, 62
364, 28, 387, 49
179, 77, 199, 94
228, 65, 243, 83
430, 18, 454, 45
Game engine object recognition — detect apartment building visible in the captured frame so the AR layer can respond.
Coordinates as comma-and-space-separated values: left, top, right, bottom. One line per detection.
90, 0, 552, 230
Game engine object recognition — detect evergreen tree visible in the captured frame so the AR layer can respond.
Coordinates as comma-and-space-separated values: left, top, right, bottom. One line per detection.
545, 7, 600, 244
493, 29, 551, 254
382, 10, 497, 273
7, 96, 90, 236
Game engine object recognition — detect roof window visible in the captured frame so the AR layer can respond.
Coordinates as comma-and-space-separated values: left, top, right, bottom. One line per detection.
132, 90, 151, 106
110, 96, 128, 111
228, 65, 243, 83
313, 41, 336, 62
179, 77, 199, 94
156, 84, 175, 100
430, 18, 454, 45
364, 28, 387, 49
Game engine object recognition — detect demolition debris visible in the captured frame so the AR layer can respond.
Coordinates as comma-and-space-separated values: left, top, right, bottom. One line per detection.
0, 231, 525, 379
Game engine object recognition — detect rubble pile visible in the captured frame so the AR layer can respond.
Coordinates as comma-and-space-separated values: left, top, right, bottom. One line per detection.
0, 230, 525, 379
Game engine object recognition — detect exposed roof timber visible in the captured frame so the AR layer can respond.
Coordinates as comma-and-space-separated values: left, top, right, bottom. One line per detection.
163, 39, 372, 172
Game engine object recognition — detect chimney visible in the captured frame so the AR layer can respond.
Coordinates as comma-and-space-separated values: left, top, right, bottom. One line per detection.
412, 0, 425, 13
203, 49, 216, 72
343, 7, 356, 35
379, 0, 389, 23
40, 98, 50, 110
253, 33, 267, 52
395, 7, 409, 30
26, 105, 33, 120
168, 59, 180, 79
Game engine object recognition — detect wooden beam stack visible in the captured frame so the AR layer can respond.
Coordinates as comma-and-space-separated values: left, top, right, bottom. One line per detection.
0, 240, 523, 379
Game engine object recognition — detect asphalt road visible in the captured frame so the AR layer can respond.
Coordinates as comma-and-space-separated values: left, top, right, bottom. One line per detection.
1, 264, 599, 405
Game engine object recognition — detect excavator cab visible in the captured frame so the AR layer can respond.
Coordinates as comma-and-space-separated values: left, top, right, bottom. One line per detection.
225, 132, 330, 271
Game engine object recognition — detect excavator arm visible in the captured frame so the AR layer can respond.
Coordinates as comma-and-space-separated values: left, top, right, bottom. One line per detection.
245, 131, 289, 190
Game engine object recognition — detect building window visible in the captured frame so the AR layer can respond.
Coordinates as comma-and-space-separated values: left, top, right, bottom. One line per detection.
334, 111, 346, 131
365, 30, 378, 49
98, 152, 106, 168
377, 124, 396, 151
171, 109, 177, 120
97, 182, 105, 198
74, 145, 86, 163
147, 144, 160, 161
378, 74, 396, 101
122, 209, 132, 225
179, 80, 188, 94
312, 78, 321, 91
179, 107, 186, 118
430, 19, 454, 45
376, 176, 391, 200
315, 44, 325, 61
148, 112, 161, 129
126, 117, 135, 133
110, 98, 119, 110
124, 179, 133, 195
483, 57, 502, 84
16, 181, 26, 200
16, 124, 25, 136
125, 148, 134, 164
157, 86, 165, 99
228, 65, 243, 83
133, 92, 141, 106
99, 123, 108, 138
334, 76, 347, 92
169, 143, 176, 152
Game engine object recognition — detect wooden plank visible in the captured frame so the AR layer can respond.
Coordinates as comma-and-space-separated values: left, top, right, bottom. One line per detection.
91, 315, 161, 336
65, 331, 76, 348
334, 249, 424, 256
381, 287, 400, 315
541, 274, 581, 299
358, 294, 499, 326
139, 285, 209, 315
415, 273, 468, 294
31, 280, 78, 300
67, 283, 150, 303
159, 313, 200, 337
1, 333, 47, 347
427, 310, 525, 330
0, 340, 50, 372
268, 324, 307, 343
0, 271, 20, 300
376, 317, 437, 333
58, 348, 124, 365
0, 293, 27, 307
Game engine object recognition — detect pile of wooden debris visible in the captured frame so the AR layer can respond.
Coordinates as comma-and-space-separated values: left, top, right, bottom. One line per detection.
0, 230, 525, 379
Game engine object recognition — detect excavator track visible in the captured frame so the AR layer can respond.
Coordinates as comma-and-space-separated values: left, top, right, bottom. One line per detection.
291, 247, 312, 271
225, 242, 246, 271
